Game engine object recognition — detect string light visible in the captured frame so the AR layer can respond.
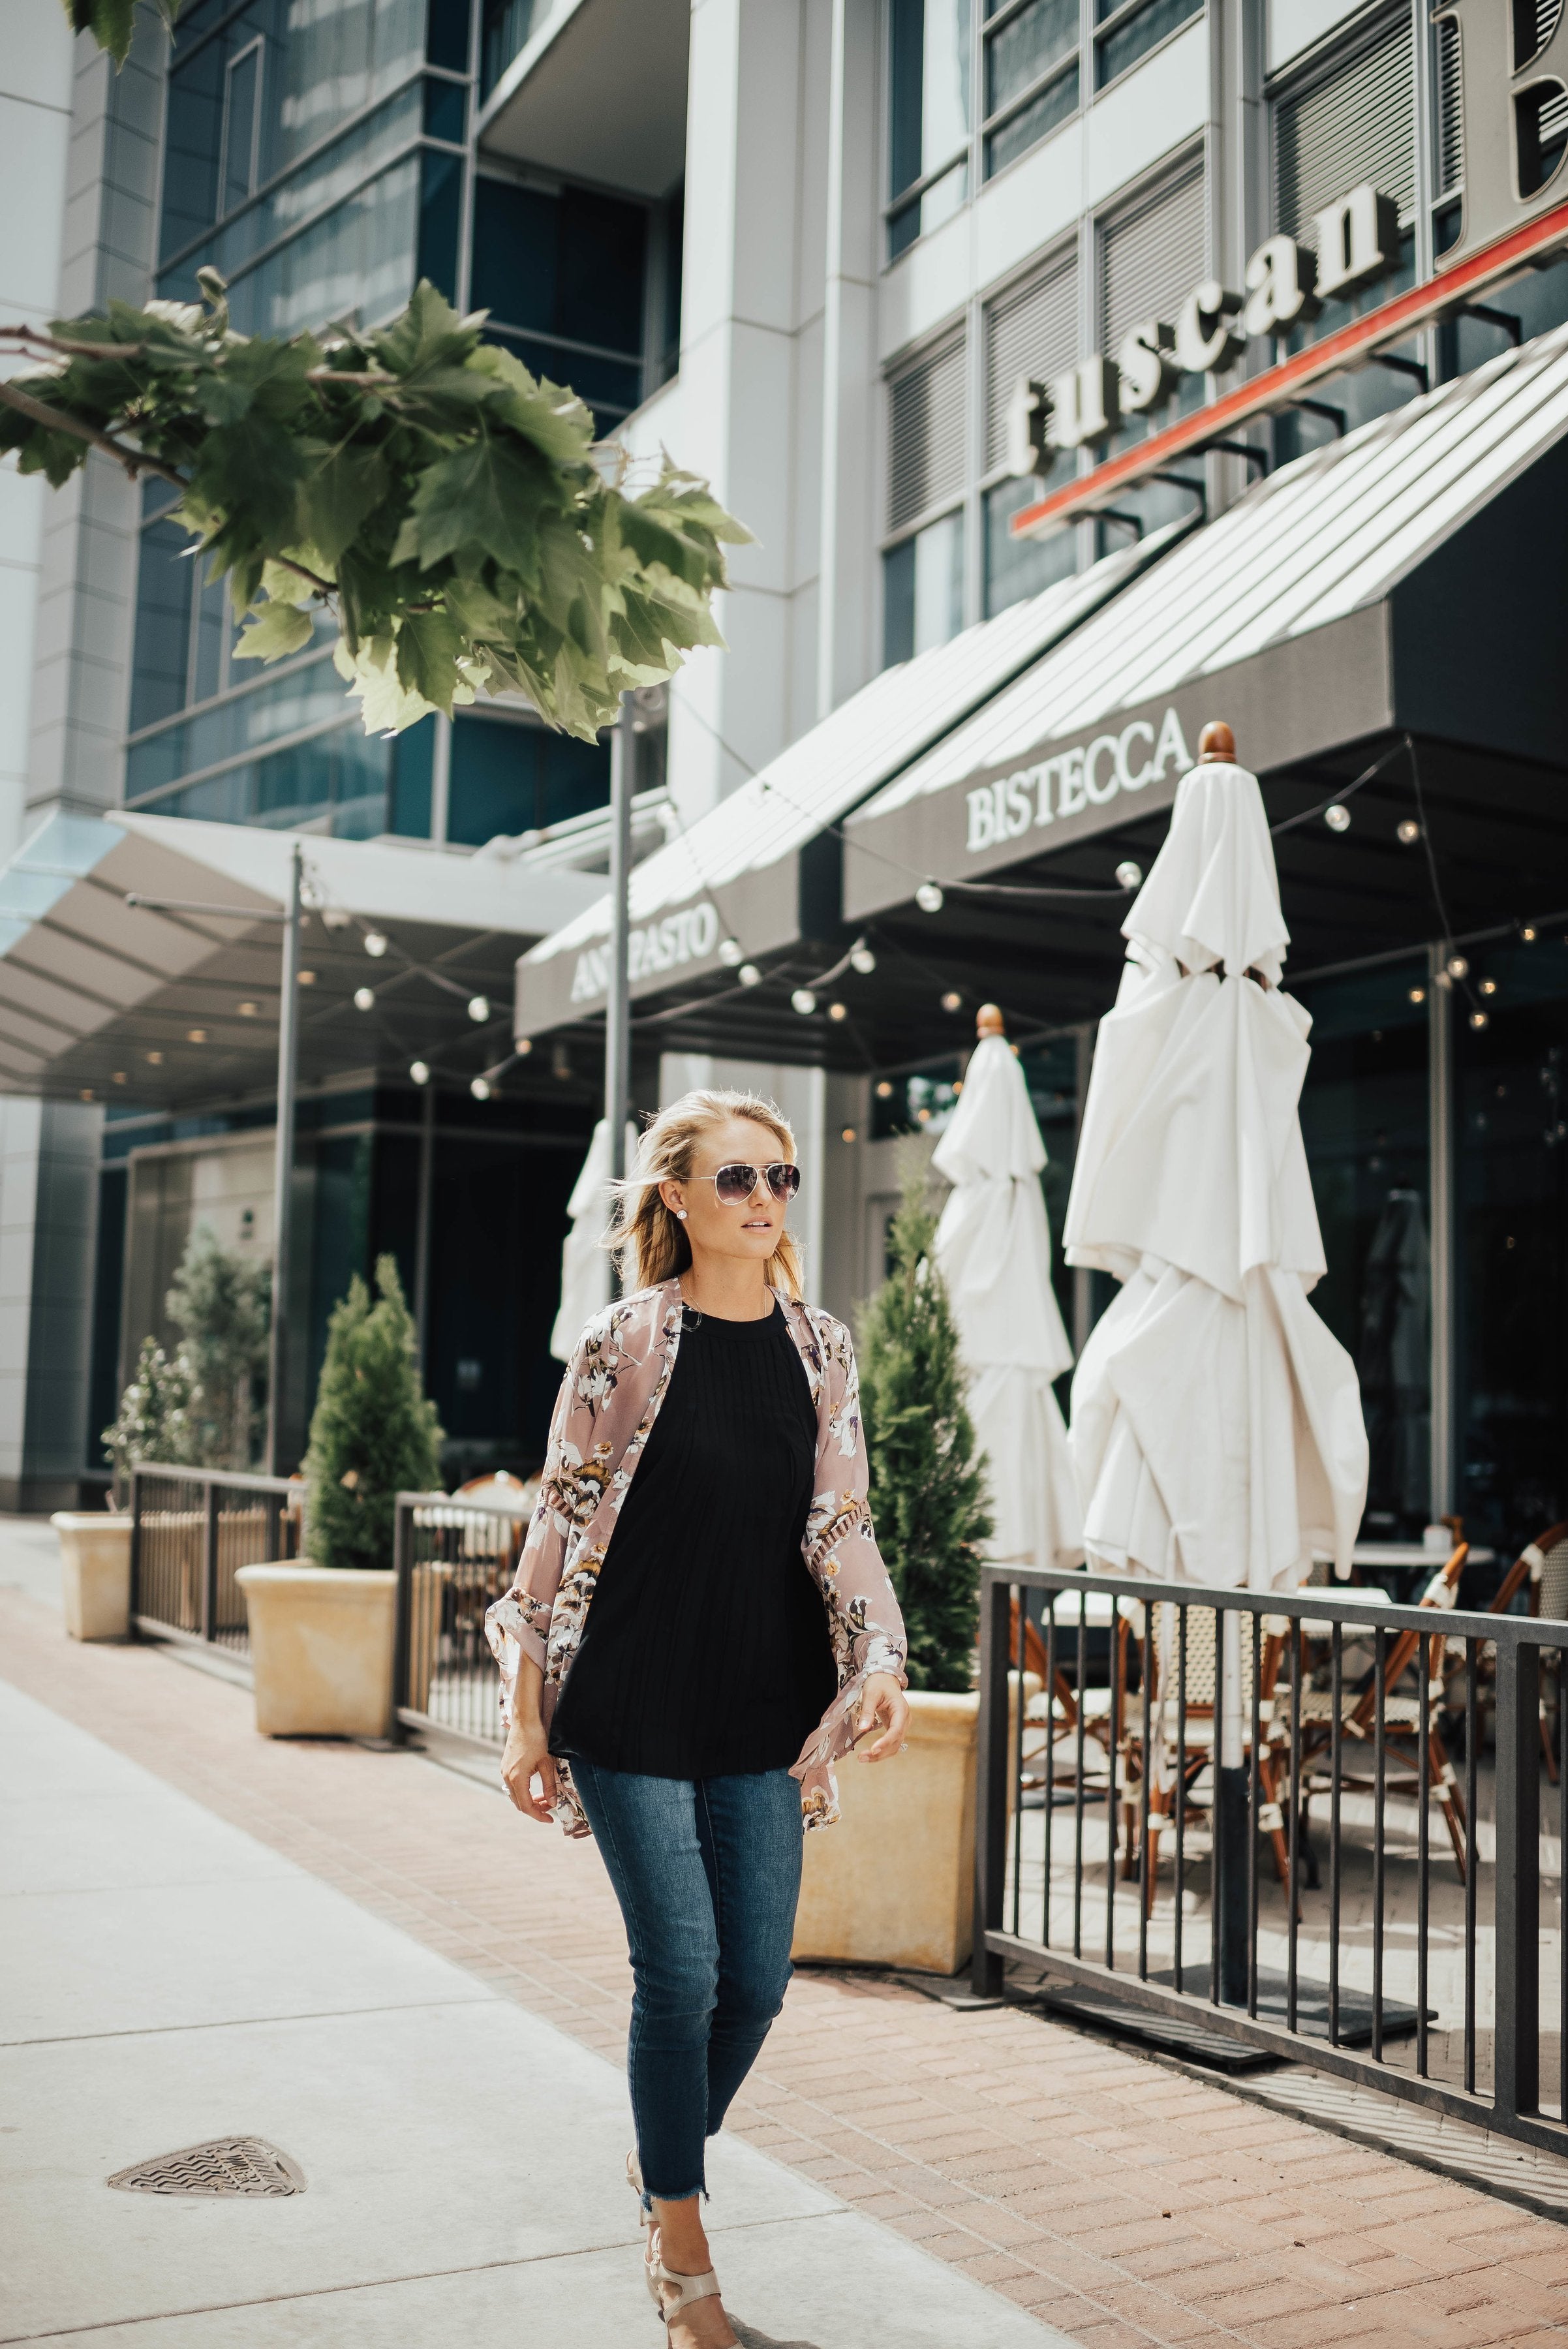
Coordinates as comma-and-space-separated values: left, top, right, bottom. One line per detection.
467, 994, 490, 1022
1325, 804, 1351, 833
364, 931, 388, 958
410, 1060, 430, 1085
841, 1125, 857, 1143
470, 1076, 492, 1100
1470, 1010, 1489, 1030
1480, 978, 1498, 996
1447, 953, 1469, 979
791, 987, 817, 1015
238, 1000, 258, 1017
1115, 861, 1143, 890
875, 1080, 893, 1098
717, 937, 743, 966
915, 882, 944, 914
354, 987, 375, 1011
297, 970, 316, 986
850, 940, 876, 974
738, 962, 762, 987
941, 990, 962, 1012
187, 1028, 206, 1043
1409, 986, 1426, 1004
1398, 819, 1421, 844
1522, 925, 1537, 942
828, 1001, 848, 1021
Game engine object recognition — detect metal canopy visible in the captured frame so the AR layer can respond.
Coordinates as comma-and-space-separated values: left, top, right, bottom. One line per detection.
512, 520, 1190, 1045
844, 326, 1568, 917
0, 810, 604, 1109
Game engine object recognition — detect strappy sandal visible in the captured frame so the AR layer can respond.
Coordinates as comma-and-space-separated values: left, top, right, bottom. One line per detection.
626, 2151, 660, 2305
645, 2233, 724, 2331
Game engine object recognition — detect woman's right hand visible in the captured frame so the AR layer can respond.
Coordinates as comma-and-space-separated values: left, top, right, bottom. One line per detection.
501, 1702, 559, 1824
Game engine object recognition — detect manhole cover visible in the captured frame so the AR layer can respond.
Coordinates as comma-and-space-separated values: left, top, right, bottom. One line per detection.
107, 2138, 306, 2197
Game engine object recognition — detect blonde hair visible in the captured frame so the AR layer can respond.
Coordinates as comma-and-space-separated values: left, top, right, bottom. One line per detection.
609, 1088, 804, 1300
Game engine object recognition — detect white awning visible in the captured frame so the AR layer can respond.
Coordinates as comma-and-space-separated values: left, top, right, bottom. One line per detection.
844, 325, 1568, 915
0, 810, 604, 1105
513, 517, 1193, 1040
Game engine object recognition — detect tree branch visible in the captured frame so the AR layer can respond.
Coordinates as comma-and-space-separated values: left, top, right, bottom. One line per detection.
0, 377, 188, 486
0, 324, 153, 363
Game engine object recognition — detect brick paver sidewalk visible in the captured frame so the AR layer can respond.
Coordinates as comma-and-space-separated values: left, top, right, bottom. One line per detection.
5, 1587, 1567, 2349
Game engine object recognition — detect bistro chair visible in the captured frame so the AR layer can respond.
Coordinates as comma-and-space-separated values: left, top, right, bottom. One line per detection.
1116, 1603, 1294, 1916
1009, 1597, 1120, 1793
1295, 1541, 1469, 1879
1440, 1519, 1568, 1780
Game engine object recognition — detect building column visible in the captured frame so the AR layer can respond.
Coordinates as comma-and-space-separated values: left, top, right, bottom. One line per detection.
816, 0, 880, 715
0, 1098, 102, 1512
664, 0, 830, 823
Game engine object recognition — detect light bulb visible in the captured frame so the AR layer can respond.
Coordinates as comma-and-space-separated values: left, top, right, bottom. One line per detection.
1408, 986, 1426, 1004
850, 941, 876, 974
410, 1060, 430, 1085
470, 1076, 491, 1100
187, 1028, 207, 1043
915, 882, 944, 914
354, 987, 375, 1011
1325, 803, 1351, 833
738, 962, 762, 987
467, 994, 490, 1022
791, 988, 817, 1015
1447, 953, 1469, 979
1115, 860, 1143, 891
1480, 978, 1497, 996
1522, 926, 1538, 942
718, 936, 743, 966
841, 1126, 857, 1143
1469, 1010, 1488, 1031
238, 1000, 258, 1017
828, 1001, 848, 1022
875, 1080, 893, 1098
364, 930, 388, 958
1397, 819, 1421, 844
941, 990, 962, 1013
516, 1037, 532, 1056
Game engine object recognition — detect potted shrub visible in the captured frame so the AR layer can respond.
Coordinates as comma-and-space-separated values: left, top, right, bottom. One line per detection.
793, 1166, 1015, 1976
239, 1257, 442, 1737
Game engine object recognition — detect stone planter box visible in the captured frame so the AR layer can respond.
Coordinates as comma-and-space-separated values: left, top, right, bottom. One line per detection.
52, 1513, 132, 1642
237, 1563, 395, 1739
792, 1676, 1034, 1977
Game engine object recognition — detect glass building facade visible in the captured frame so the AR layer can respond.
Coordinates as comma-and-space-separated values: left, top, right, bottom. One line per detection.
124, 0, 681, 848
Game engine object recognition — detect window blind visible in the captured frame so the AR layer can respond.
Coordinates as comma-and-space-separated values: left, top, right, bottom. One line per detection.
1274, 21, 1415, 244
984, 251, 1077, 470
887, 330, 968, 534
1098, 162, 1206, 360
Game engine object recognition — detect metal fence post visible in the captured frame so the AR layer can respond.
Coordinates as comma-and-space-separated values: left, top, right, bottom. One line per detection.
390, 1496, 413, 1747
1494, 1632, 1541, 2121
201, 1478, 219, 1644
128, 1468, 143, 1635
972, 1571, 1009, 2000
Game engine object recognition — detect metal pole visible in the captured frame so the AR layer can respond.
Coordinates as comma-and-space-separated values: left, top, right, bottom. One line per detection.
413, 1081, 435, 1368
1428, 940, 1454, 1519
604, 695, 634, 1188
1493, 1635, 1541, 2122
266, 842, 303, 1477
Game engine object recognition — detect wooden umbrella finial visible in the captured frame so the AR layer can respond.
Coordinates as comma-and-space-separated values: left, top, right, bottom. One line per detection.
1197, 720, 1235, 764
976, 1003, 1006, 1038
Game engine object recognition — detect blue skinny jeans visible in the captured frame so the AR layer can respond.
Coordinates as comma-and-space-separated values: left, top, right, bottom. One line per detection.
566, 1755, 802, 2204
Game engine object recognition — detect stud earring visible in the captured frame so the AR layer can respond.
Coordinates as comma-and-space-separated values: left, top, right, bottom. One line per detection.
675, 1209, 688, 1221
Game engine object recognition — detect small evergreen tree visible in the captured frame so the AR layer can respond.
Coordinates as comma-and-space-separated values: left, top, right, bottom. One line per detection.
858, 1165, 992, 1692
103, 1334, 200, 1497
166, 1223, 271, 1469
303, 1255, 444, 1571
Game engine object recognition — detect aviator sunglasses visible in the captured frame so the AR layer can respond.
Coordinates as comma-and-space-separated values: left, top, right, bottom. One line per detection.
690, 1161, 802, 1206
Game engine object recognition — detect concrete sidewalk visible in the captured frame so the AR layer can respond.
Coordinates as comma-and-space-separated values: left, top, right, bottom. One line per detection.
0, 1674, 1073, 2348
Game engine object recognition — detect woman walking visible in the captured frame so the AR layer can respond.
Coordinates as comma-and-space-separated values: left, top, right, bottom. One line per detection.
488, 1090, 909, 2346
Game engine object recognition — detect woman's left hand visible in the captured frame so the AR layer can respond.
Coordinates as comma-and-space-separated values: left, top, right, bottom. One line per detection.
855, 1671, 910, 1761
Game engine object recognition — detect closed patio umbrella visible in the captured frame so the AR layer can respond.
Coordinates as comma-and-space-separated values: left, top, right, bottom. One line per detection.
932, 1007, 1081, 1572
1061, 721, 1368, 1997
550, 1118, 638, 1361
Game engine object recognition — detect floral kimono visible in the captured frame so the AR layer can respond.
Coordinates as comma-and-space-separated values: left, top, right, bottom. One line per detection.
484, 1279, 907, 1837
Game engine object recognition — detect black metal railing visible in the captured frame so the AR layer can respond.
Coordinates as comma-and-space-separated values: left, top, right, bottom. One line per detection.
129, 1464, 302, 1661
974, 1561, 1568, 2160
391, 1491, 525, 1749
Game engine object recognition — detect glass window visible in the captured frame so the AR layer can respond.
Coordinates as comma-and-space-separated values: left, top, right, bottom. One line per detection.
222, 40, 263, 213
126, 649, 345, 799
1454, 938, 1568, 1557
883, 510, 966, 666
480, 0, 549, 99
983, 474, 1076, 616
146, 725, 393, 837
985, 61, 1077, 177
390, 718, 436, 837
129, 519, 194, 737
426, 0, 473, 74
470, 176, 647, 427
986, 0, 1075, 119
889, 0, 972, 256
418, 147, 463, 297
1295, 960, 1432, 1542
446, 713, 611, 846
1094, 0, 1201, 91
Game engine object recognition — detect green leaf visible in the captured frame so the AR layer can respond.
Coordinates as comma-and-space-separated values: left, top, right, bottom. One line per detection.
394, 604, 469, 717
298, 443, 388, 566
63, 0, 135, 66
402, 433, 557, 579
232, 598, 315, 663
